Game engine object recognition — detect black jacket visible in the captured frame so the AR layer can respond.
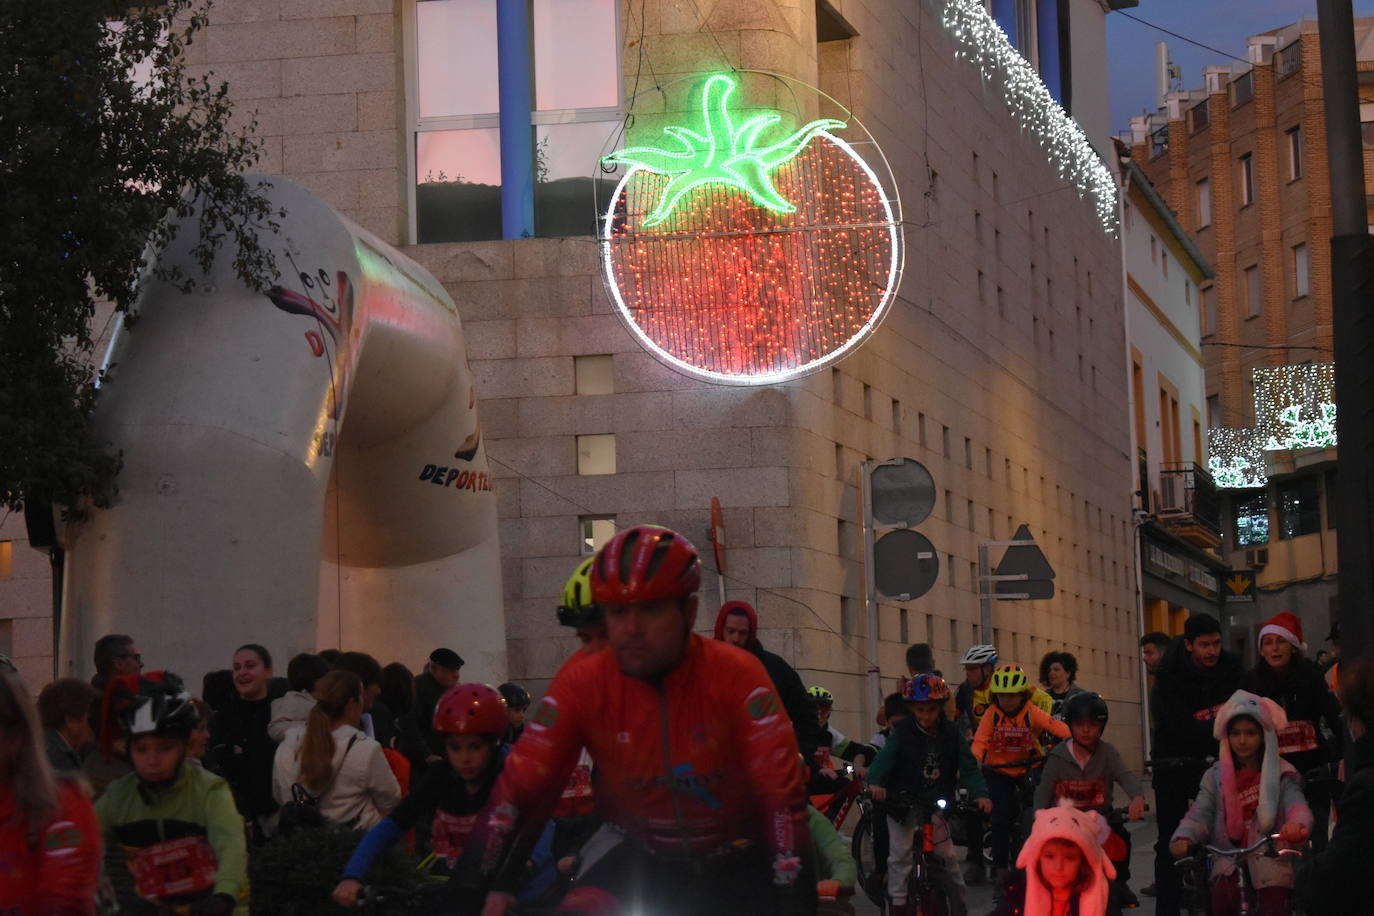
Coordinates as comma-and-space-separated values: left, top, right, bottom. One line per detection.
754, 641, 828, 763
1241, 657, 1343, 773
1296, 731, 1374, 916
206, 678, 288, 822
1152, 646, 1244, 760
413, 671, 449, 758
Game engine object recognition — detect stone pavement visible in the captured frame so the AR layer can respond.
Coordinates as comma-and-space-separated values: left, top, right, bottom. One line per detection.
848, 813, 1162, 915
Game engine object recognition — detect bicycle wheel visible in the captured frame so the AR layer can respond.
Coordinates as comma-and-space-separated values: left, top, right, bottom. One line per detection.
852, 813, 883, 906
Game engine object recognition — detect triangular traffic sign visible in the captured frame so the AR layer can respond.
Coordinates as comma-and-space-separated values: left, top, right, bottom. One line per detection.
993, 524, 1056, 581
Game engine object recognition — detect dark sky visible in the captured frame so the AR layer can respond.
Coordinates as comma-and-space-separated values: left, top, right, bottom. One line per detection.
1106, 0, 1374, 134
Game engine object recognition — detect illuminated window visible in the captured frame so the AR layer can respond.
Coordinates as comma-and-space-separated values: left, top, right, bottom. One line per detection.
1278, 477, 1321, 539
574, 354, 614, 394
409, 0, 622, 242
1234, 491, 1269, 546
1196, 178, 1211, 228
579, 515, 616, 554
1293, 243, 1309, 298
576, 434, 615, 475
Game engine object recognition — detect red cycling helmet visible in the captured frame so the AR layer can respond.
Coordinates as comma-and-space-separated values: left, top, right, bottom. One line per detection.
433, 683, 508, 737
590, 525, 701, 605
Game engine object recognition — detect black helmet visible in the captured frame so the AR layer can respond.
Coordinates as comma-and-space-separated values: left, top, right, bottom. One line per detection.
498, 682, 531, 710
1063, 691, 1109, 730
116, 671, 200, 740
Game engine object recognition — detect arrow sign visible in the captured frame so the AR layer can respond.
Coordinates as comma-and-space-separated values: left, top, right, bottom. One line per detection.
1224, 569, 1256, 603
993, 524, 1056, 600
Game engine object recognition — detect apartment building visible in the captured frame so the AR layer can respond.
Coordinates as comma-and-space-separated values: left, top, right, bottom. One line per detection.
1123, 21, 1367, 659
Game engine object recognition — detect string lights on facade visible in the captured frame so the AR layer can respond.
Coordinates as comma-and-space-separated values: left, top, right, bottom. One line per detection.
1253, 363, 1336, 451
600, 73, 903, 385
1206, 427, 1267, 490
935, 0, 1118, 233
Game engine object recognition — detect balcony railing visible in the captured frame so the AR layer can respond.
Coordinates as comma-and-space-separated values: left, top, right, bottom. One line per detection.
1158, 462, 1223, 546
1189, 99, 1209, 133
1232, 71, 1254, 108
1276, 39, 1302, 80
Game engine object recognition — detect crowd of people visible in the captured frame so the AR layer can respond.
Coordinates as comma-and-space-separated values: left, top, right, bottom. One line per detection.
1, 525, 1372, 915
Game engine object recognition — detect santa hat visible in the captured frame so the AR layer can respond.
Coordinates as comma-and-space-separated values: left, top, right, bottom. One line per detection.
1015, 800, 1116, 916
1213, 689, 1288, 844
1258, 611, 1307, 652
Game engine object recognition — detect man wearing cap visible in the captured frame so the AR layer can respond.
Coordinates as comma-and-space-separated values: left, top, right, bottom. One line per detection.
1242, 610, 1343, 852
413, 648, 464, 763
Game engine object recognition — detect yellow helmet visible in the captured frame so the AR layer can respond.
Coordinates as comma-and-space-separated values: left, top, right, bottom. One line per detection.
557, 558, 603, 628
989, 664, 1030, 694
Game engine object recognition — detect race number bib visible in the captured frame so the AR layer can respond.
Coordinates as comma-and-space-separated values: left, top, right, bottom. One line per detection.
432, 808, 478, 862
128, 835, 218, 900
1277, 721, 1319, 755
1053, 779, 1106, 808
555, 763, 596, 817
994, 725, 1033, 753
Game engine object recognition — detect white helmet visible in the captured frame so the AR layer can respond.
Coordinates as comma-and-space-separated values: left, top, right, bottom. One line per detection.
961, 644, 999, 666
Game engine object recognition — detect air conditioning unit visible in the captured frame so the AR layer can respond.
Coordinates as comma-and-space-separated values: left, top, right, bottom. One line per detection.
1245, 547, 1269, 569
1158, 476, 1183, 514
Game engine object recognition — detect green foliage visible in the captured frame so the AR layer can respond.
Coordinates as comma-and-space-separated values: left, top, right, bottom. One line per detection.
248, 826, 435, 915
0, 0, 283, 516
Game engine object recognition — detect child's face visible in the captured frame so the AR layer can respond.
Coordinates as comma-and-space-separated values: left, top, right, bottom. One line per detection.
911, 701, 941, 730
445, 733, 495, 782
1071, 720, 1102, 750
507, 705, 527, 728
817, 704, 832, 726
130, 735, 186, 783
1228, 716, 1264, 763
995, 692, 1025, 715
1039, 838, 1084, 891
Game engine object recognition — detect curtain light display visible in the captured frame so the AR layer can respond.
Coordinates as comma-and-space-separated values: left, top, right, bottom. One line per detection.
1206, 427, 1267, 490
934, 0, 1118, 233
1254, 363, 1336, 451
600, 72, 902, 385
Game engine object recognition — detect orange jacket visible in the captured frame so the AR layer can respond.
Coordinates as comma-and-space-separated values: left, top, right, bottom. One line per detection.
459, 635, 812, 893
972, 699, 1070, 776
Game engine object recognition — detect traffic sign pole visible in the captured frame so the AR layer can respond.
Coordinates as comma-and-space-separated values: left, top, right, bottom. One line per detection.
978, 543, 992, 642
860, 461, 880, 725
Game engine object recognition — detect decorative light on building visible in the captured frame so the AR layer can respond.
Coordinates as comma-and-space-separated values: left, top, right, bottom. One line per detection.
934, 0, 1118, 233
1206, 427, 1267, 489
1253, 363, 1336, 451
600, 72, 903, 385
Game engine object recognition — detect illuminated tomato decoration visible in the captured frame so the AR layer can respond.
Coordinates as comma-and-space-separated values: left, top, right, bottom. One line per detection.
601, 74, 902, 385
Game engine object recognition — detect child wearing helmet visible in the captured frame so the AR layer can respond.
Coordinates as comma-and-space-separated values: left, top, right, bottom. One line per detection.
333, 683, 544, 909
972, 664, 1070, 887
990, 800, 1119, 916
1034, 692, 1147, 908
498, 683, 531, 744
866, 674, 992, 916
95, 672, 249, 914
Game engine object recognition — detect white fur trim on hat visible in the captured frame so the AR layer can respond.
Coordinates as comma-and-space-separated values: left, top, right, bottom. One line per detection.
1258, 612, 1306, 652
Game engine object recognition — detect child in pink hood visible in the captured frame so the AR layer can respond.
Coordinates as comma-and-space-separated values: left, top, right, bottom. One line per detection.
990, 800, 1118, 916
1169, 689, 1312, 916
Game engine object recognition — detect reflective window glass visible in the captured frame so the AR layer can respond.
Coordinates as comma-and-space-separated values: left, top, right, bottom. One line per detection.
533, 0, 620, 111
417, 0, 500, 118
416, 128, 502, 242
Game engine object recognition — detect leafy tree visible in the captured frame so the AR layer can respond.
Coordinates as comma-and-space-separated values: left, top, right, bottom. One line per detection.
0, 0, 282, 517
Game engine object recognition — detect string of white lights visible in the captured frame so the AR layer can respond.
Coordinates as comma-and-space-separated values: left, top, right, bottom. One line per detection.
935, 0, 1119, 233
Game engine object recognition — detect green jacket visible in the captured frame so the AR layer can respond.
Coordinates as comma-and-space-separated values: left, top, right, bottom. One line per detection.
96, 762, 249, 912
808, 805, 857, 887
868, 716, 988, 806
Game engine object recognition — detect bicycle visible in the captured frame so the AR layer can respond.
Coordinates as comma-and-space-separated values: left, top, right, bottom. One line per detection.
811, 761, 866, 829
1173, 833, 1307, 916
856, 793, 975, 915
979, 756, 1046, 868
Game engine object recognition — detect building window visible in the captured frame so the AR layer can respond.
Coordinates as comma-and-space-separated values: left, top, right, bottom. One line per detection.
1239, 153, 1254, 206
1234, 491, 1269, 546
1278, 476, 1322, 539
1244, 265, 1261, 317
1287, 127, 1303, 180
1196, 178, 1212, 228
574, 354, 614, 394
0, 619, 10, 660
0, 540, 11, 580
1207, 394, 1221, 428
579, 516, 616, 554
1293, 243, 1309, 298
1199, 285, 1212, 335
410, 0, 622, 242
576, 434, 616, 475
1150, 235, 1157, 264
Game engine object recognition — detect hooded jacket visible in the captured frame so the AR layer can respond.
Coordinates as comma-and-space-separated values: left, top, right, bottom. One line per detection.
990, 800, 1117, 916
1171, 690, 1312, 883
713, 601, 827, 761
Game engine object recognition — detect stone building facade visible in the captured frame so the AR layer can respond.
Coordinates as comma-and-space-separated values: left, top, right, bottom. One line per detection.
3, 0, 1140, 754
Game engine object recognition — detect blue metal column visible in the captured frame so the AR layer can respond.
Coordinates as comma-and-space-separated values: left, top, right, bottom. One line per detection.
991, 0, 1017, 46
1037, 0, 1062, 104
497, 0, 535, 239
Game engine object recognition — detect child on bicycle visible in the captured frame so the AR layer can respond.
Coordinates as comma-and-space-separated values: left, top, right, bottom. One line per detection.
971, 664, 1070, 888
1034, 692, 1146, 907
1169, 689, 1312, 916
868, 674, 992, 916
992, 800, 1119, 916
332, 683, 552, 909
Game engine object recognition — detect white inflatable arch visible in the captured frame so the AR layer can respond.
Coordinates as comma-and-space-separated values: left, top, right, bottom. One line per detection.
58, 176, 505, 685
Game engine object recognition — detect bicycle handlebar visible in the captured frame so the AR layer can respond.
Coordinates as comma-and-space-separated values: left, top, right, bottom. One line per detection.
1175, 833, 1308, 862
980, 757, 1046, 770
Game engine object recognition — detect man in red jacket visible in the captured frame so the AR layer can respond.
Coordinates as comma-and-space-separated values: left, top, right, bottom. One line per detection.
458, 525, 815, 916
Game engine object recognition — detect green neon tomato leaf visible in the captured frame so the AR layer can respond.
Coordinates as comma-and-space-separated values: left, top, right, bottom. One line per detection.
603, 73, 846, 226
